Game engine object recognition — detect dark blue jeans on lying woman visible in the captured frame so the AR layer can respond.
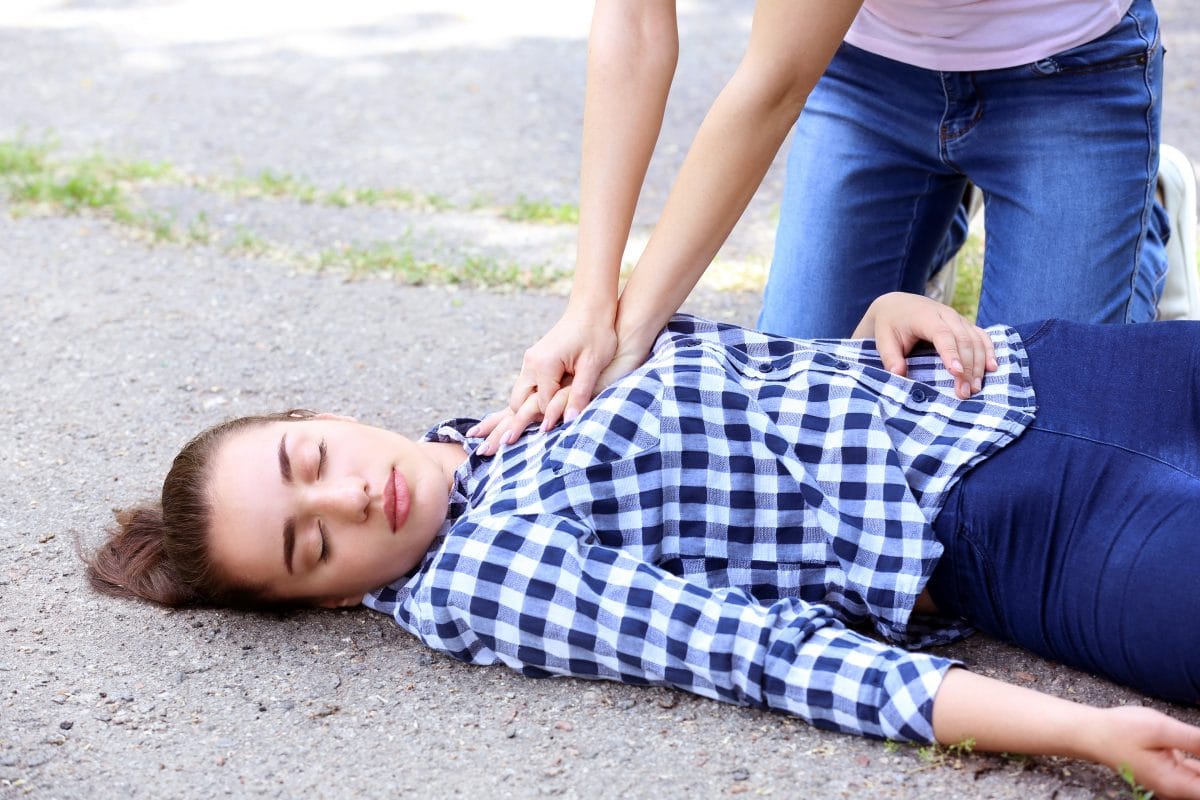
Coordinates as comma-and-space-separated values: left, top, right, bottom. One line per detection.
927, 319, 1200, 704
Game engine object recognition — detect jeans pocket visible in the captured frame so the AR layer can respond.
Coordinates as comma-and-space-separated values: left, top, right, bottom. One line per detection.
951, 531, 1014, 640
1028, 0, 1159, 77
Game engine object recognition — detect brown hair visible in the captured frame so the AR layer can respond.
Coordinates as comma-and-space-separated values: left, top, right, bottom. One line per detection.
84, 410, 316, 609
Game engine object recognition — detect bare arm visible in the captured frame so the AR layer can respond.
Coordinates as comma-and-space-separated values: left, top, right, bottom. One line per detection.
934, 669, 1200, 799
475, 0, 678, 450
605, 0, 864, 383
485, 0, 862, 446
572, 0, 678, 322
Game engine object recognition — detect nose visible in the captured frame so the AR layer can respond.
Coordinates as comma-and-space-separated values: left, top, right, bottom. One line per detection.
302, 477, 369, 522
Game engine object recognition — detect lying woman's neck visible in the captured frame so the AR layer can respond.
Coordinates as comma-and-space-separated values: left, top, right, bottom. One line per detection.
419, 440, 471, 492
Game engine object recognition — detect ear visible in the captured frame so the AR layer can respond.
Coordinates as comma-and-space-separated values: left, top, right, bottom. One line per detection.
314, 412, 357, 423
316, 595, 362, 609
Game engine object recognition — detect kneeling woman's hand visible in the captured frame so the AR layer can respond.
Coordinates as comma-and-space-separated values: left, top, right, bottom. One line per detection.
852, 292, 997, 400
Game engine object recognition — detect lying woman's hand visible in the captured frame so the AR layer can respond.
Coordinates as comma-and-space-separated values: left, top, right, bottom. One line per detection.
853, 292, 997, 400
1089, 706, 1200, 800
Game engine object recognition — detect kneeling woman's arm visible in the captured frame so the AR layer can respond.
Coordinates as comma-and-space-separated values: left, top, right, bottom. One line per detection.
934, 669, 1200, 799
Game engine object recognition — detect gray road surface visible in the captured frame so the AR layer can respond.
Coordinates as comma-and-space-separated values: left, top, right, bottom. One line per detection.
2, 3, 1198, 798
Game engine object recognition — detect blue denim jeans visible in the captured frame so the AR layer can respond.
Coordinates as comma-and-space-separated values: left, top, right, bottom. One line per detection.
926, 319, 1200, 703
760, 0, 1168, 337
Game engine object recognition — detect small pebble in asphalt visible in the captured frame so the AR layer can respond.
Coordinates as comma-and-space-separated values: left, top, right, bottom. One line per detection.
59, 721, 73, 730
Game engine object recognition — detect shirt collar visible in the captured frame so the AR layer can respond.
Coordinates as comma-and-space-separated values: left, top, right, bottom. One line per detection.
419, 417, 490, 525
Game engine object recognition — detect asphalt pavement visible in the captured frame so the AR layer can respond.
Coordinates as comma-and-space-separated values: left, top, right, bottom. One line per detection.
2, 2, 1198, 798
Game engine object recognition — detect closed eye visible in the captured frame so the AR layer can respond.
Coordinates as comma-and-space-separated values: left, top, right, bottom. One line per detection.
318, 520, 330, 562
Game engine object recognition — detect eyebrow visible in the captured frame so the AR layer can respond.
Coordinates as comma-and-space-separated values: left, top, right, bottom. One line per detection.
279, 433, 296, 574
278, 433, 293, 484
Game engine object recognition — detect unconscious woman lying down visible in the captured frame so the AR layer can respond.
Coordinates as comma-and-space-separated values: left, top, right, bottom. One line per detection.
87, 294, 1200, 798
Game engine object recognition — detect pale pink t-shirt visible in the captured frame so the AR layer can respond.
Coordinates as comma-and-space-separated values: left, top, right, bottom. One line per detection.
844, 0, 1137, 72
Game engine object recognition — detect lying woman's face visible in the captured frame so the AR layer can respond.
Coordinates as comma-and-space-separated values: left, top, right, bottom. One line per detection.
205, 417, 457, 606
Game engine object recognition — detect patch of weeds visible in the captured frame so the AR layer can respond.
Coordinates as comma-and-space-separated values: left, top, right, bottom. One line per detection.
141, 209, 178, 243
456, 255, 563, 289
424, 193, 455, 211
224, 169, 320, 203
882, 740, 902, 754
918, 737, 974, 763
503, 195, 579, 225
319, 242, 425, 282
186, 211, 213, 245
0, 139, 50, 176
0, 139, 174, 219
227, 225, 270, 256
950, 231, 984, 321
112, 158, 174, 182
1119, 765, 1155, 800
110, 206, 180, 243
355, 186, 417, 206
322, 186, 352, 208
316, 243, 565, 289
10, 161, 122, 211
901, 737, 976, 773
319, 185, 437, 209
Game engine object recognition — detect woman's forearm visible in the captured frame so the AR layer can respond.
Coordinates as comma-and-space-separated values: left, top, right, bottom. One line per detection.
614, 0, 863, 353
933, 666, 1200, 800
932, 668, 1103, 761
570, 0, 679, 317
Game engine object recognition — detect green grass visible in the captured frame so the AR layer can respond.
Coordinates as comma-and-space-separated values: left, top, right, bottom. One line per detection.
949, 232, 985, 321
0, 136, 578, 291
228, 225, 270, 256
1120, 765, 1155, 800
0, 138, 172, 218
186, 211, 213, 245
502, 195, 579, 225
316, 242, 564, 289
0, 139, 50, 176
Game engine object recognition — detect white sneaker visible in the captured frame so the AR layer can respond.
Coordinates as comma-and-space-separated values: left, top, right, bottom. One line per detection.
1156, 143, 1200, 320
925, 183, 984, 306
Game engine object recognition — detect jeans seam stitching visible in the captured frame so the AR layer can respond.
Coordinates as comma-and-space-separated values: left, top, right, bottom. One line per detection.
1027, 423, 1200, 480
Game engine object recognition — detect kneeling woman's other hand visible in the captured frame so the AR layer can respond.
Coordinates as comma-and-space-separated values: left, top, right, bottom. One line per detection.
853, 292, 998, 400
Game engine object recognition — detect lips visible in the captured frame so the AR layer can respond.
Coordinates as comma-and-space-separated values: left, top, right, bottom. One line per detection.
384, 467, 410, 533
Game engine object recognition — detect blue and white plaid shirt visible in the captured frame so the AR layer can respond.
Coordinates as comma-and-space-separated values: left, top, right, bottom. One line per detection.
365, 316, 1036, 743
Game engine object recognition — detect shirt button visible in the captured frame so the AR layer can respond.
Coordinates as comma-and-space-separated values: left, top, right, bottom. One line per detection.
911, 388, 928, 403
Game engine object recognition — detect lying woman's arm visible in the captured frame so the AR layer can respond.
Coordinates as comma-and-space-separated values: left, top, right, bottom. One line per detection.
388, 510, 1200, 798
934, 669, 1200, 799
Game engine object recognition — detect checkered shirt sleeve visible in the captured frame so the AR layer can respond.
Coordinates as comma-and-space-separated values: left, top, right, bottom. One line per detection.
382, 510, 952, 743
